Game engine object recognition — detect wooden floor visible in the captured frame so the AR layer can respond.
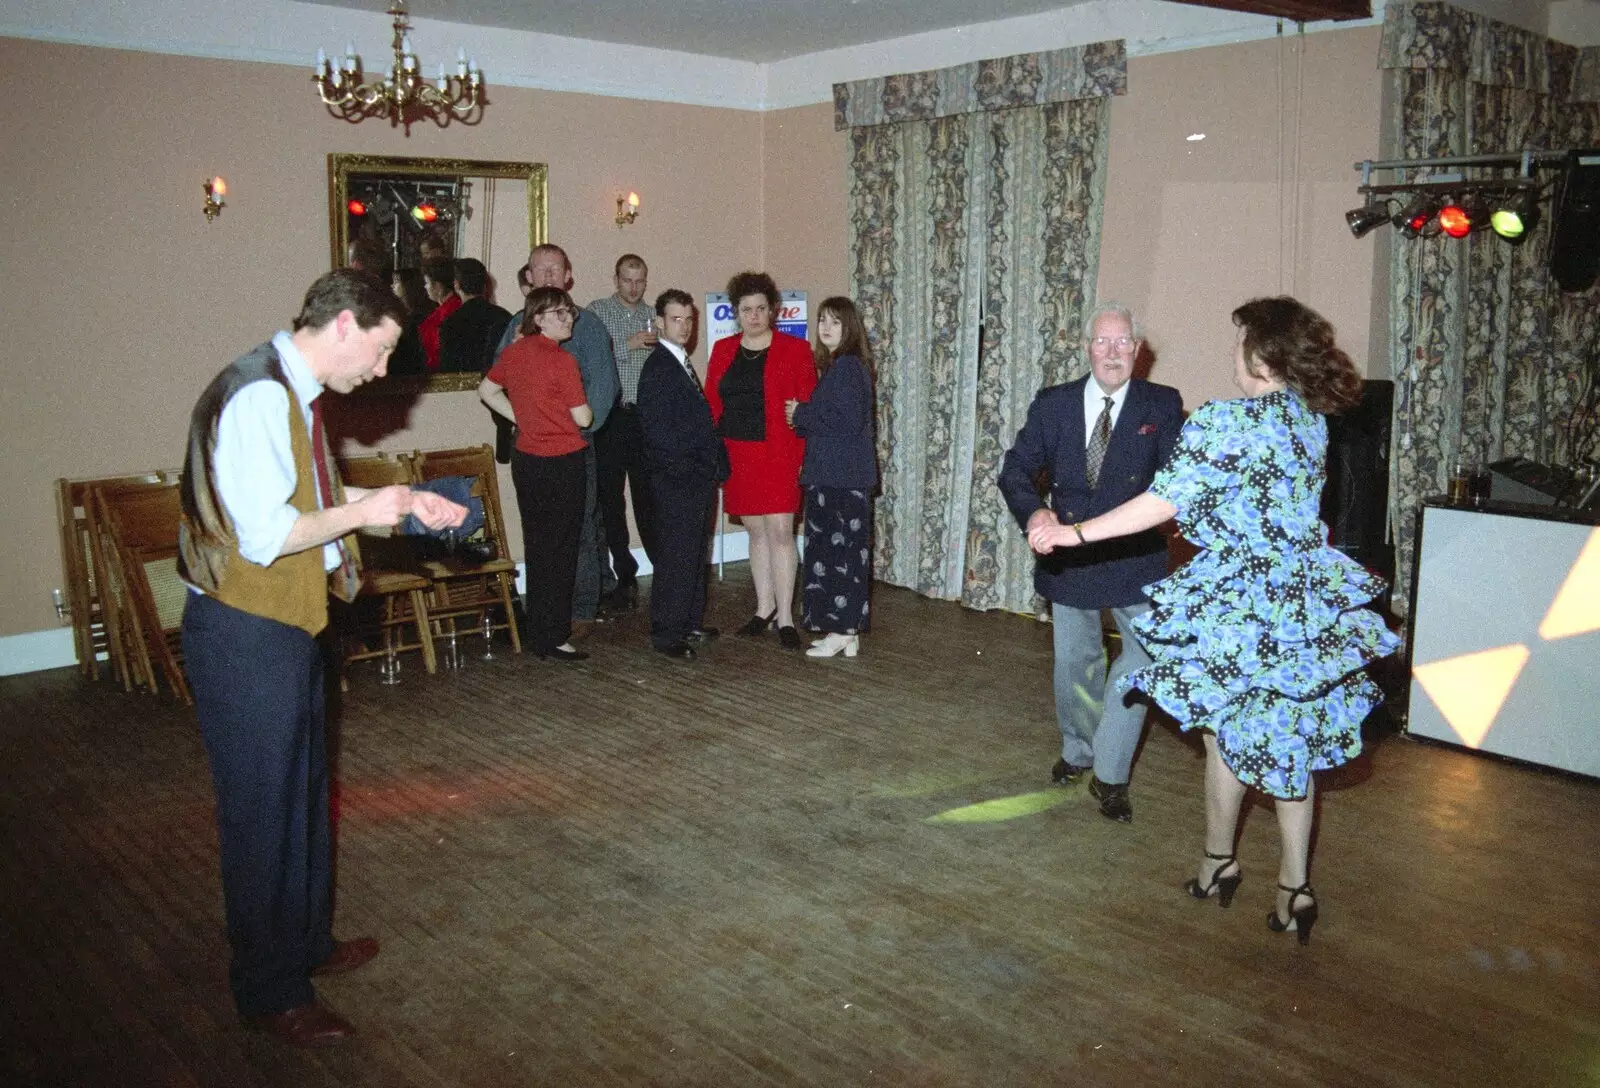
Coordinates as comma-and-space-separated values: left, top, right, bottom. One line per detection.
3, 569, 1597, 1088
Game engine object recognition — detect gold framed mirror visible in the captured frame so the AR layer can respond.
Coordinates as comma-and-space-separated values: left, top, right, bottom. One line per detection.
328, 153, 548, 394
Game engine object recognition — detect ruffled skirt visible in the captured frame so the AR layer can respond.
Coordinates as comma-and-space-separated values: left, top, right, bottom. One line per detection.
1120, 544, 1401, 799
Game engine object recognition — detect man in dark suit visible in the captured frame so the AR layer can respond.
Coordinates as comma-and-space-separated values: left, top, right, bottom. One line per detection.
637, 289, 728, 660
998, 302, 1182, 822
436, 258, 511, 373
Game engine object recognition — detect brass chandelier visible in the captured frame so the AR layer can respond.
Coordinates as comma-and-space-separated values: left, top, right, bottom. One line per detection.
313, 2, 485, 131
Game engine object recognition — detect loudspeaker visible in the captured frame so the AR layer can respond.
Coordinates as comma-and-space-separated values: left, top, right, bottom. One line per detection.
1550, 150, 1600, 294
1321, 380, 1394, 580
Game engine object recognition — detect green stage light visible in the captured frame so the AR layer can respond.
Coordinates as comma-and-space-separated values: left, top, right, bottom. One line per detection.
1491, 190, 1540, 244
1490, 207, 1526, 238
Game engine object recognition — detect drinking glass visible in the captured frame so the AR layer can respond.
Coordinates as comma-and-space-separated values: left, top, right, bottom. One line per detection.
1448, 456, 1471, 505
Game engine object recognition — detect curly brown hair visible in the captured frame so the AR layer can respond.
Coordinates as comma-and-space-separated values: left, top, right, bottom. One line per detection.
1232, 296, 1363, 414
725, 270, 781, 315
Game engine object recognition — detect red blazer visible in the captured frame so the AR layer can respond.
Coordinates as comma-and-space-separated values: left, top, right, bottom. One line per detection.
705, 329, 817, 515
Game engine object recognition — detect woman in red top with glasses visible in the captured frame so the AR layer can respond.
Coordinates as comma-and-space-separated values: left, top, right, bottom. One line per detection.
479, 288, 593, 661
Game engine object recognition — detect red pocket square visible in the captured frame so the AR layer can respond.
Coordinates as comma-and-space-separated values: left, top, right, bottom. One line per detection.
1138, 423, 1158, 435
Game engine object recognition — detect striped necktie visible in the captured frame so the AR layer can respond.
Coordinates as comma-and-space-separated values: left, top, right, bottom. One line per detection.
1086, 395, 1113, 489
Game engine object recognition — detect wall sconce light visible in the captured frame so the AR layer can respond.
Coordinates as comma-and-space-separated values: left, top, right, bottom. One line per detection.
615, 191, 639, 228
203, 176, 228, 223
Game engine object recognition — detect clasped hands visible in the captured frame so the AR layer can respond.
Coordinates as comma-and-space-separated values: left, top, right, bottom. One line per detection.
358, 485, 469, 532
1026, 508, 1082, 554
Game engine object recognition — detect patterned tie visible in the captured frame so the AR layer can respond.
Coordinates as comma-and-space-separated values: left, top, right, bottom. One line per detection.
685, 360, 705, 398
1086, 395, 1113, 489
310, 397, 361, 600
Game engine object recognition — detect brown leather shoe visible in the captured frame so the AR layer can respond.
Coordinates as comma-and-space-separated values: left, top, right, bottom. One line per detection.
243, 1001, 355, 1047
312, 936, 379, 976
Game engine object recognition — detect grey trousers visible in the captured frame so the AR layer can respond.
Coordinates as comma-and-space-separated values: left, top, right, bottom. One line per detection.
571, 446, 616, 622
1051, 601, 1152, 785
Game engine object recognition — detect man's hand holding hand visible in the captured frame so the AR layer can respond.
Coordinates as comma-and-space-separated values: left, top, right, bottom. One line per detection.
410, 490, 470, 531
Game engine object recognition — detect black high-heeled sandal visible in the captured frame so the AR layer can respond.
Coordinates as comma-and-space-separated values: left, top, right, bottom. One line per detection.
1267, 883, 1318, 945
1185, 850, 1243, 907
736, 611, 777, 637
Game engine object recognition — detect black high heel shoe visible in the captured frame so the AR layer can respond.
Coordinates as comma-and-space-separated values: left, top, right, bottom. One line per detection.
736, 611, 777, 637
1185, 850, 1243, 907
1267, 883, 1318, 945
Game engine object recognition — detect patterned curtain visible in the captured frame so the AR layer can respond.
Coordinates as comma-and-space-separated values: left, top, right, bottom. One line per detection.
839, 45, 1123, 608
848, 116, 987, 600
1379, 2, 1600, 614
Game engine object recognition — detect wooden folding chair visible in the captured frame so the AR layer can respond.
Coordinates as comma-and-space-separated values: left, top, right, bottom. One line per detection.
94, 482, 192, 704
57, 472, 174, 681
335, 452, 439, 676
411, 444, 523, 657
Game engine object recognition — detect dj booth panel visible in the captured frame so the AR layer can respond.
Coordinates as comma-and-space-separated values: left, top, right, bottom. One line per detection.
1407, 502, 1600, 778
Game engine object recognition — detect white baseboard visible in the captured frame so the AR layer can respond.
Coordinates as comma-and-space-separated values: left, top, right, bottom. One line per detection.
0, 627, 79, 677
1, 533, 755, 678
512, 531, 751, 594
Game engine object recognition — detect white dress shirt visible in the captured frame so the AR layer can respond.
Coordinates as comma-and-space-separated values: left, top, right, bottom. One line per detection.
210, 331, 338, 571
1083, 379, 1130, 447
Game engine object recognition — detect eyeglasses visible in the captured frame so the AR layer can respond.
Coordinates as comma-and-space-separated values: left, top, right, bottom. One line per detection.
1089, 336, 1136, 352
537, 306, 577, 320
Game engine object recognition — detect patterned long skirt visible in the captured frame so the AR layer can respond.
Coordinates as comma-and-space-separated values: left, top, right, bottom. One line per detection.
801, 486, 871, 635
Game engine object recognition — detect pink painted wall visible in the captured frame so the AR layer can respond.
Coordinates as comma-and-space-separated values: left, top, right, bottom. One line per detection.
1098, 27, 1384, 406
1, 37, 760, 635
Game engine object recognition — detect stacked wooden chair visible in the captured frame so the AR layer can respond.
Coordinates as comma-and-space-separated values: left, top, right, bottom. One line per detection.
335, 452, 440, 678
56, 447, 521, 693
410, 444, 523, 659
54, 472, 192, 702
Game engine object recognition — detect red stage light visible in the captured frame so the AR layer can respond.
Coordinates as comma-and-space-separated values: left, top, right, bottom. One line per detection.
411, 202, 439, 223
347, 199, 367, 216
1438, 204, 1473, 238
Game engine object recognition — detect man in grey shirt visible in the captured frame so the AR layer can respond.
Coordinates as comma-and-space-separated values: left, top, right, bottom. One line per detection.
495, 243, 620, 635
588, 253, 660, 609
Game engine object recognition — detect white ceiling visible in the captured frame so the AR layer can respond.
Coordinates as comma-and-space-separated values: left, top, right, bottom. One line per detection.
301, 0, 1097, 63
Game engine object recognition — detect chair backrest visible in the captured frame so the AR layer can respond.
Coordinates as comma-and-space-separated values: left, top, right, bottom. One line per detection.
96, 483, 187, 629
337, 451, 419, 491
94, 480, 189, 701
412, 445, 508, 551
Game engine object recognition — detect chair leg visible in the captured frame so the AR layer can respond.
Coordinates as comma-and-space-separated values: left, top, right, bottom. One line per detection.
498, 574, 523, 654
412, 589, 438, 674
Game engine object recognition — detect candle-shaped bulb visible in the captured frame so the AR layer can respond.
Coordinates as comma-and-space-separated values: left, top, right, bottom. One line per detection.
628, 192, 639, 210
212, 176, 227, 197
316, 47, 326, 72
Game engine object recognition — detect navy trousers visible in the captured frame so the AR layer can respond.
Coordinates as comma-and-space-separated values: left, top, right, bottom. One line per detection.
648, 475, 716, 648
182, 591, 336, 1016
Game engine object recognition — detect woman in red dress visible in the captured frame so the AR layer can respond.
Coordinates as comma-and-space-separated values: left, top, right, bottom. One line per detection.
705, 271, 817, 648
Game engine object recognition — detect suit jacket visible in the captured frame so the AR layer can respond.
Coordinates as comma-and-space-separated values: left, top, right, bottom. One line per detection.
437, 296, 513, 374
705, 330, 815, 460
998, 375, 1183, 609
638, 345, 730, 489
792, 353, 877, 490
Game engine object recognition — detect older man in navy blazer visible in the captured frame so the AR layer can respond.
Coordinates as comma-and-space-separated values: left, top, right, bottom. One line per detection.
638, 289, 729, 660
998, 302, 1182, 822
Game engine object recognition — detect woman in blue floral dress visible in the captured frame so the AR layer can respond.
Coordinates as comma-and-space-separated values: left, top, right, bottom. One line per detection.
1029, 297, 1400, 944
